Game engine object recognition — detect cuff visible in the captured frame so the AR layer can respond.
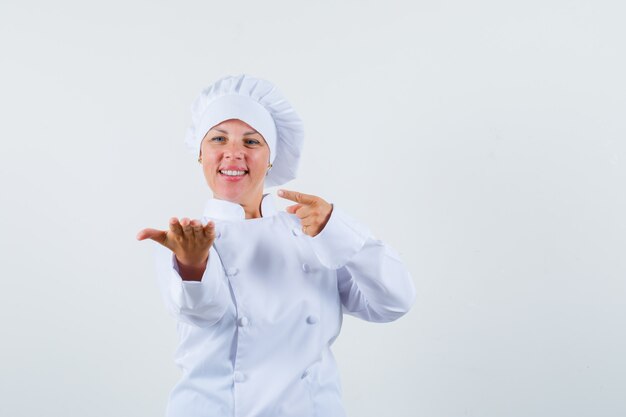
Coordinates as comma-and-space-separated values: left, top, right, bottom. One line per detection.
169, 246, 225, 307
309, 204, 371, 269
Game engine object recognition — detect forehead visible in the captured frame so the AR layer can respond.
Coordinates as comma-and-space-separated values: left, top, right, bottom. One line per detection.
211, 118, 258, 133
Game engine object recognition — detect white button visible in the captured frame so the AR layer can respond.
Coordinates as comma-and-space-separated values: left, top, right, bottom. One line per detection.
292, 227, 302, 236
233, 371, 246, 383
226, 267, 239, 277
306, 315, 318, 324
302, 263, 311, 273
238, 316, 249, 327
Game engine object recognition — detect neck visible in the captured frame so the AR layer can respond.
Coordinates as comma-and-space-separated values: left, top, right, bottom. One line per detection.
214, 190, 264, 219
243, 197, 263, 219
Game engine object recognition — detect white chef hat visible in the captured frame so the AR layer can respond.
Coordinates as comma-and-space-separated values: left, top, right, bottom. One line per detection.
184, 73, 305, 187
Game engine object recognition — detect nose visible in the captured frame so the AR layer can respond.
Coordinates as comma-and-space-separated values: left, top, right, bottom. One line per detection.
224, 151, 244, 161
223, 144, 245, 160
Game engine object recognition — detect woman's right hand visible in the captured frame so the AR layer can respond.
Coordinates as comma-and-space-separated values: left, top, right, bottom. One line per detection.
136, 218, 216, 275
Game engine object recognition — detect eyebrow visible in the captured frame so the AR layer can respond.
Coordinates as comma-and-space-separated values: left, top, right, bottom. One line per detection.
214, 128, 259, 135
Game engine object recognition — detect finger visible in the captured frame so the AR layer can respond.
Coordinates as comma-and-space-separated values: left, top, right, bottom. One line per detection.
278, 189, 316, 205
169, 217, 184, 237
136, 228, 167, 245
190, 219, 204, 239
180, 217, 193, 237
293, 205, 312, 219
285, 203, 303, 214
203, 221, 215, 239
301, 222, 314, 236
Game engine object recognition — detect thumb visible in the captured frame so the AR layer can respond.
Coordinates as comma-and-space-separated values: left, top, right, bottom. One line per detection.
136, 228, 167, 245
285, 204, 303, 214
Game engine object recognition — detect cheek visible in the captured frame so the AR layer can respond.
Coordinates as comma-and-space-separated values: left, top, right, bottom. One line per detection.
202, 150, 221, 166
253, 149, 270, 164
250, 155, 269, 173
202, 156, 220, 177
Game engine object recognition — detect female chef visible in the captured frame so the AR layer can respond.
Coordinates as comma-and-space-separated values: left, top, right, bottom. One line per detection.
137, 74, 416, 417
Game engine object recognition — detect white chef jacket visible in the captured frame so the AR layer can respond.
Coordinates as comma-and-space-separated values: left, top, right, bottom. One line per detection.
152, 192, 416, 417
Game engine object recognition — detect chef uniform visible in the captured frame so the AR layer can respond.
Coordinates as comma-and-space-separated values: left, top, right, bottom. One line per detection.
152, 74, 417, 417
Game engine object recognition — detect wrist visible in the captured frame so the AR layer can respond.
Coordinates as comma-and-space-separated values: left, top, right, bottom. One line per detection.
175, 255, 208, 281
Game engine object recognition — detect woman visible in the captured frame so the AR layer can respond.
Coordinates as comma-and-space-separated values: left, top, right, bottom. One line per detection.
137, 74, 416, 417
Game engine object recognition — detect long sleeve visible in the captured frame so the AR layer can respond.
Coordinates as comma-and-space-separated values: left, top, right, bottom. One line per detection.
153, 243, 230, 327
309, 205, 417, 323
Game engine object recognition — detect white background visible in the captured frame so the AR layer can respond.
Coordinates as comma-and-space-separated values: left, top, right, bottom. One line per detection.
1, 1, 625, 416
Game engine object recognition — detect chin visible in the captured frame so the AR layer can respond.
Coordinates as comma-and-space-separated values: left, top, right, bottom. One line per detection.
213, 185, 247, 203
208, 177, 263, 204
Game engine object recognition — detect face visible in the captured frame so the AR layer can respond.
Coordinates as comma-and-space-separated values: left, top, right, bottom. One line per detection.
200, 118, 271, 205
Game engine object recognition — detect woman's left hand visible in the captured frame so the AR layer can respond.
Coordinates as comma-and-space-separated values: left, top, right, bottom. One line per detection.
278, 189, 333, 237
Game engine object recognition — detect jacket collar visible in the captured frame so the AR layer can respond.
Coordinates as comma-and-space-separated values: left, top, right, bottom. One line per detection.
202, 193, 278, 222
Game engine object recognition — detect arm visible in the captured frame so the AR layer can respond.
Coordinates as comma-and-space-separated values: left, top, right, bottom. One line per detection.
309, 205, 416, 323
139, 217, 230, 327
153, 242, 230, 327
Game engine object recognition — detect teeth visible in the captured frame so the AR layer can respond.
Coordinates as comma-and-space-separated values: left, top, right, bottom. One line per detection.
220, 170, 247, 176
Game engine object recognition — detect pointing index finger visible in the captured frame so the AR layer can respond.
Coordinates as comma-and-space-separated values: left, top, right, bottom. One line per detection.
278, 189, 315, 205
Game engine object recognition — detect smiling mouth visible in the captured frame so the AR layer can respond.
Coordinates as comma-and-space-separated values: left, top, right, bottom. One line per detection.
219, 169, 248, 177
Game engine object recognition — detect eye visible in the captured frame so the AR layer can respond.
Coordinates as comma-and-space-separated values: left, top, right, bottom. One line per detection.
211, 136, 226, 143
245, 138, 261, 145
